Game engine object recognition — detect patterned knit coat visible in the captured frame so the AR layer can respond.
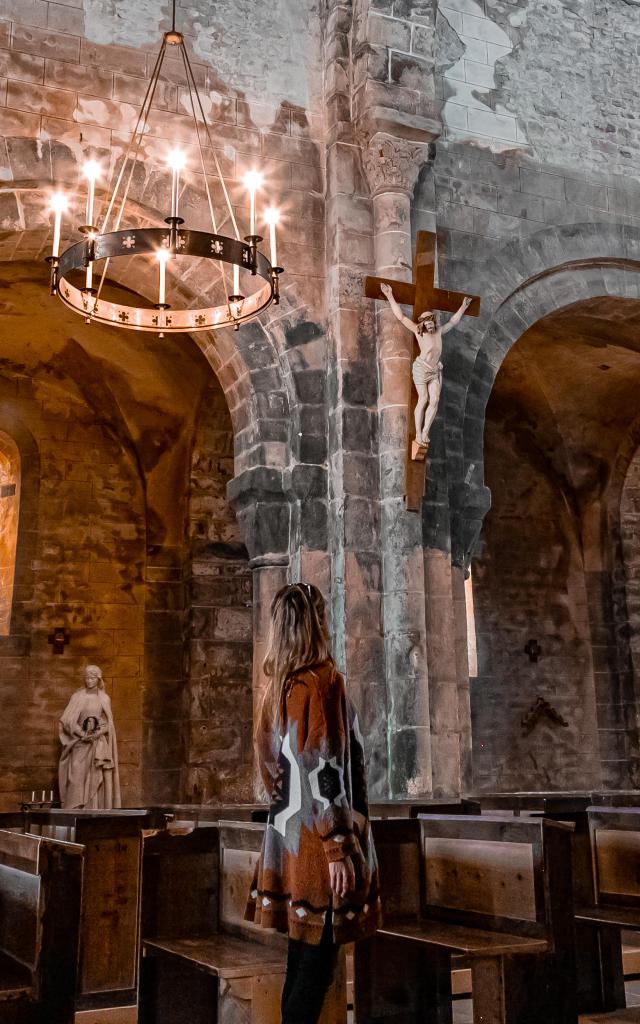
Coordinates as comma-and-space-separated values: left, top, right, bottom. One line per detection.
245, 661, 382, 945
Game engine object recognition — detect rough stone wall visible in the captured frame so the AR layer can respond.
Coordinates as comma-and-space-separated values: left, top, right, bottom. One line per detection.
471, 410, 600, 791
0, 374, 146, 810
3, 0, 640, 803
186, 380, 253, 804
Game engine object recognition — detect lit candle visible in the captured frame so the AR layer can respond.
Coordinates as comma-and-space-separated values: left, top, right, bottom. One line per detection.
83, 159, 101, 226
233, 262, 239, 297
264, 207, 279, 266
167, 149, 186, 220
157, 250, 169, 305
49, 192, 68, 258
243, 170, 263, 237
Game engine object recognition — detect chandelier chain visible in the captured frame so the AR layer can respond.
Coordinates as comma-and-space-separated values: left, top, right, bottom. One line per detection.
96, 39, 167, 301
181, 43, 240, 240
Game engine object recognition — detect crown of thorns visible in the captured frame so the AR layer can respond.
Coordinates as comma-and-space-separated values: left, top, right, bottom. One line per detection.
418, 310, 436, 322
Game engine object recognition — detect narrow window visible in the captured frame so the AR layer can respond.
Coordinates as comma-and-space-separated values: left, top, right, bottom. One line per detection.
0, 432, 20, 636
465, 570, 478, 678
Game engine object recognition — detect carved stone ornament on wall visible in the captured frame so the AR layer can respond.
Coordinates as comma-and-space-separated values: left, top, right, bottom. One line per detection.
521, 696, 570, 738
361, 133, 432, 197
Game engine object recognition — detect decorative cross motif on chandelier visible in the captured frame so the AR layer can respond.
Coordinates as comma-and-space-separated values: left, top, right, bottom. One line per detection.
365, 231, 481, 511
45, 0, 284, 335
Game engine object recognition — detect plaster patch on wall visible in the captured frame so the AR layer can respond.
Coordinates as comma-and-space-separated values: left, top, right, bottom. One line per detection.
438, 0, 529, 153
185, 0, 322, 110
497, 0, 640, 178
85, 0, 166, 48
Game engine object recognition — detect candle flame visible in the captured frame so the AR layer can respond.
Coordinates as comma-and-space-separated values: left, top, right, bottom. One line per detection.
49, 192, 69, 213
82, 159, 101, 182
243, 169, 263, 193
264, 206, 280, 226
167, 148, 187, 172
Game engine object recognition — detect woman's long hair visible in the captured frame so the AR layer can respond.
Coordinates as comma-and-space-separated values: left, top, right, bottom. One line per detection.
261, 583, 334, 730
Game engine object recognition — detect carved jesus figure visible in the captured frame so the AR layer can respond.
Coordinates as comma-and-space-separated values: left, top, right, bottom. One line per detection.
381, 283, 472, 448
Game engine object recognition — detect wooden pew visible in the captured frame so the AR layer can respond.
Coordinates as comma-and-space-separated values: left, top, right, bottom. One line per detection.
22, 809, 157, 1022
0, 828, 83, 1024
573, 806, 640, 1020
141, 820, 347, 1024
355, 814, 576, 1024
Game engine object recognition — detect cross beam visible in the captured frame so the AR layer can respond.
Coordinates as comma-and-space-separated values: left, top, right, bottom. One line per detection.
364, 230, 481, 511
365, 230, 481, 320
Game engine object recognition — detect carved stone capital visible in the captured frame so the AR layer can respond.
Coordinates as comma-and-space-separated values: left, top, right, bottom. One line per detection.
361, 131, 433, 198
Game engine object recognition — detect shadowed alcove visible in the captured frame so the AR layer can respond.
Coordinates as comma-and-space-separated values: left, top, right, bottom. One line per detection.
470, 295, 640, 792
0, 261, 252, 808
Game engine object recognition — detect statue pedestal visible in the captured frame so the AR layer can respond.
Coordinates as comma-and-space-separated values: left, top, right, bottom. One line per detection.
411, 440, 428, 462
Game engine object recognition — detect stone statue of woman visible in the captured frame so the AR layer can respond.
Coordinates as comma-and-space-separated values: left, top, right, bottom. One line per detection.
58, 665, 121, 809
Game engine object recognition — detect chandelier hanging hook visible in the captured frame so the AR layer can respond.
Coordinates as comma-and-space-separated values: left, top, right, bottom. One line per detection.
165, 0, 182, 44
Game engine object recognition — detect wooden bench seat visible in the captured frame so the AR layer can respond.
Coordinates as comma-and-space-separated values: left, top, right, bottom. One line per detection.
144, 934, 286, 978
580, 1012, 640, 1023
141, 821, 346, 1024
378, 919, 549, 956
355, 814, 576, 1024
577, 906, 640, 930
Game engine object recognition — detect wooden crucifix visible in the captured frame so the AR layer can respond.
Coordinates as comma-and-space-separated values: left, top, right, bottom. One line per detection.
365, 230, 481, 511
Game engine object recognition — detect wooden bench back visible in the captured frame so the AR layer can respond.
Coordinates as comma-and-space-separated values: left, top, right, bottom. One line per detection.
588, 806, 640, 907
142, 825, 219, 940
419, 815, 546, 934
0, 829, 83, 1022
218, 821, 282, 944
372, 814, 573, 941
370, 799, 481, 818
23, 811, 150, 1013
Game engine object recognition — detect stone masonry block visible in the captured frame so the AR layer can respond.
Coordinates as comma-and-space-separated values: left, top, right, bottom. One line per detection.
519, 166, 566, 200
0, 48, 44, 84
368, 14, 412, 51
12, 24, 80, 62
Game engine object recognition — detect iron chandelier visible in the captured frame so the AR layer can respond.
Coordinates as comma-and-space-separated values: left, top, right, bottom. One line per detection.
46, 4, 283, 334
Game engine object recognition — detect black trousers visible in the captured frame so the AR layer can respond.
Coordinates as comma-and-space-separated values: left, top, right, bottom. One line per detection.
281, 914, 337, 1024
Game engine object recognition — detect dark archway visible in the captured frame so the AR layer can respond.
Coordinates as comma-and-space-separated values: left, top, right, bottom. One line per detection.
470, 296, 640, 791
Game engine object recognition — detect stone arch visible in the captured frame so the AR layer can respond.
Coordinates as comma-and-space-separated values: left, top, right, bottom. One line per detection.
451, 221, 640, 569
0, 172, 299, 563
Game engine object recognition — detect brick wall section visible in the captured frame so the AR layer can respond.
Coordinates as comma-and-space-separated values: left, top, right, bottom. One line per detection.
0, 374, 146, 810
185, 380, 253, 803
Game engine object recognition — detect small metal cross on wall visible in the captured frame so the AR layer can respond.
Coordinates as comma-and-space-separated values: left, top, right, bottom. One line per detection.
364, 231, 481, 511
48, 627, 70, 655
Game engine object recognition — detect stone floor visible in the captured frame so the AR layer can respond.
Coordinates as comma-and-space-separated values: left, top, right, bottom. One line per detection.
451, 981, 640, 1023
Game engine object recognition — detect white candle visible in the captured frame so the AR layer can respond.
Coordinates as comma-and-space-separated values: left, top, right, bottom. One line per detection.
83, 160, 100, 226
264, 207, 279, 266
167, 150, 186, 220
41, 790, 45, 802
31, 790, 35, 802
157, 251, 168, 305
49, 790, 53, 802
50, 192, 68, 258
85, 262, 93, 290
233, 262, 239, 296
243, 170, 262, 237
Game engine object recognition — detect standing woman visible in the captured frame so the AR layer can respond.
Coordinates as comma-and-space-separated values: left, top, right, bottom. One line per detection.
246, 583, 381, 1024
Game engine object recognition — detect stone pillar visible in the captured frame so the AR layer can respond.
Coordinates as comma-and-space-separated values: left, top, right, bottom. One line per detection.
363, 133, 433, 797
228, 467, 291, 797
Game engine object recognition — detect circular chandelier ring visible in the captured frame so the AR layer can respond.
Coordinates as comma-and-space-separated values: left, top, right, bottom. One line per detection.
53, 227, 281, 333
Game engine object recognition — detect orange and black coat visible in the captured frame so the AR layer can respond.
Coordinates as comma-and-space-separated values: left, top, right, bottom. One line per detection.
246, 660, 382, 945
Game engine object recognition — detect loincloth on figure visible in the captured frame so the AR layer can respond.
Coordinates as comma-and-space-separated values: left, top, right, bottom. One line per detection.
412, 357, 443, 388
